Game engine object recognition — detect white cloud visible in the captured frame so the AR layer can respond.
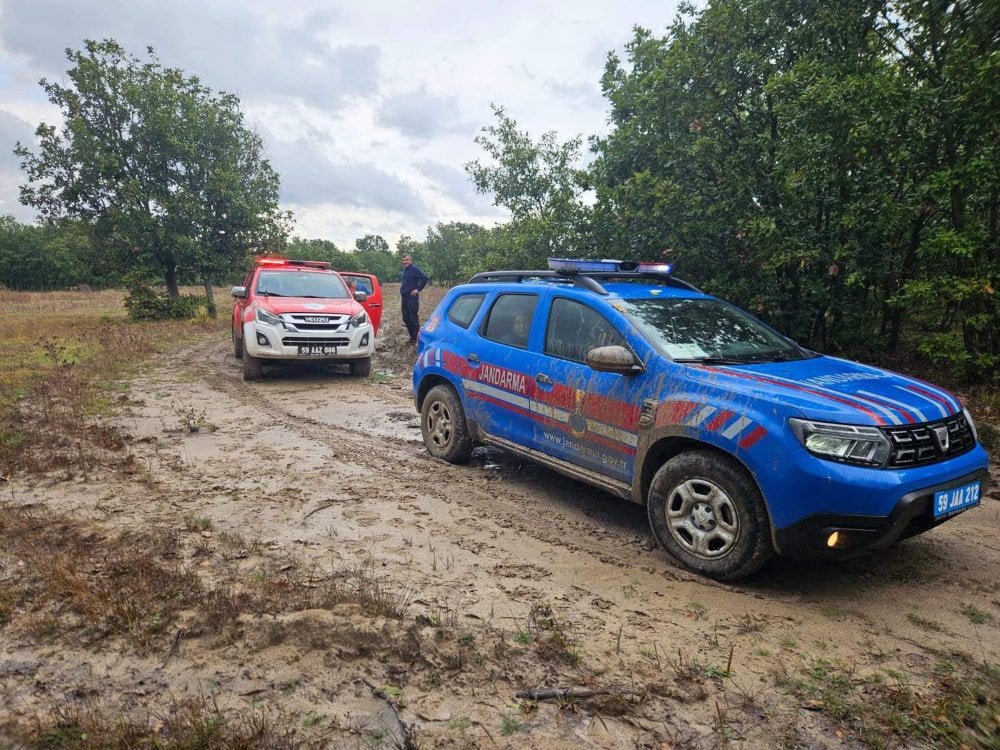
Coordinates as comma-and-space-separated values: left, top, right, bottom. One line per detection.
0, 0, 683, 248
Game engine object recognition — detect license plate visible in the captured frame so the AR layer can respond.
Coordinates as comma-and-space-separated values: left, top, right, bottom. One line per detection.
298, 345, 337, 355
933, 480, 981, 518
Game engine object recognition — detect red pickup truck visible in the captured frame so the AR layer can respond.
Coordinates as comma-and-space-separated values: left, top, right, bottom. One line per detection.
231, 257, 383, 380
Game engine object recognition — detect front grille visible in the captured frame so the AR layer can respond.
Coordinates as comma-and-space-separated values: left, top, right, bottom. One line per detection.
281, 336, 351, 346
282, 313, 349, 331
884, 413, 976, 467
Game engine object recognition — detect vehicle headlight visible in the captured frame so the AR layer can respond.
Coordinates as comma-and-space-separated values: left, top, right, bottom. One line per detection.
256, 308, 283, 327
789, 418, 891, 467
350, 311, 368, 328
962, 407, 978, 442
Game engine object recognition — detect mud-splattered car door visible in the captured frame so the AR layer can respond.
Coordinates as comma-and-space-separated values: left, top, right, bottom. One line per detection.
462, 292, 541, 446
530, 295, 653, 482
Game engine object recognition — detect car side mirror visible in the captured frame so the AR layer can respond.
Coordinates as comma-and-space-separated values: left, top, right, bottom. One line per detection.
354, 290, 368, 302
231, 286, 247, 299
586, 345, 643, 375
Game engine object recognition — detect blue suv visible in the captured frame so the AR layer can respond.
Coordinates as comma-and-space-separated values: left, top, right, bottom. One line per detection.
412, 259, 989, 580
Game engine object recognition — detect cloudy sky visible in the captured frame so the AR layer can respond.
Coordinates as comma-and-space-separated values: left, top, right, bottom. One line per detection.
0, 0, 682, 250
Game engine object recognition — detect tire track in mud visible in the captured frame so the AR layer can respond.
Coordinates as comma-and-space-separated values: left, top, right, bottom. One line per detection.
178, 337, 748, 594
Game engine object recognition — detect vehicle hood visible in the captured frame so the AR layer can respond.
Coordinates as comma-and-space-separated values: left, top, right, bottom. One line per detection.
685, 355, 963, 426
256, 296, 360, 315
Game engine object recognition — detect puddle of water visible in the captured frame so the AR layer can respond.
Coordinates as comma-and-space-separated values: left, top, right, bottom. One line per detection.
469, 446, 512, 471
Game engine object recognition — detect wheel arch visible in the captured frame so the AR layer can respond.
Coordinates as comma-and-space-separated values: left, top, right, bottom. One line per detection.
415, 373, 459, 412
638, 436, 763, 510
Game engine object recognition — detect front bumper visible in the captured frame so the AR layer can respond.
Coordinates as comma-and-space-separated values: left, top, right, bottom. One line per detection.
773, 467, 989, 560
243, 321, 374, 361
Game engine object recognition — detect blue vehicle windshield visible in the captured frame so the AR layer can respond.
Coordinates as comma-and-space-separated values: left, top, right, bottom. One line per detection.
619, 298, 812, 363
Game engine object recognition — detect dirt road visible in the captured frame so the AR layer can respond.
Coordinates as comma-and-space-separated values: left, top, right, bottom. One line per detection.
2, 299, 998, 748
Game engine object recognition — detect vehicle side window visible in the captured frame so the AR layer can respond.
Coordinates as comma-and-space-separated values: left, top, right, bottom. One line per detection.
447, 293, 486, 329
352, 277, 373, 294
482, 294, 538, 349
545, 297, 626, 363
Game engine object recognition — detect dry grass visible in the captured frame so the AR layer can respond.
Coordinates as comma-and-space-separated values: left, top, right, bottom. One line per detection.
1, 695, 295, 749
774, 654, 1000, 748
0, 503, 416, 653
0, 288, 225, 476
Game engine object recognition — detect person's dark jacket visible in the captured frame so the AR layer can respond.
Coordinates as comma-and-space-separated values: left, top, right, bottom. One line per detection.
400, 263, 429, 296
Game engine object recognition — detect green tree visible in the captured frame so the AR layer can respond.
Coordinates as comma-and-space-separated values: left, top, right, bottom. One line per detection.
353, 234, 397, 282
420, 222, 487, 283
284, 237, 361, 271
592, 4, 879, 340
465, 105, 589, 267
589, 0, 998, 378
15, 39, 289, 307
877, 0, 1000, 380
0, 216, 99, 289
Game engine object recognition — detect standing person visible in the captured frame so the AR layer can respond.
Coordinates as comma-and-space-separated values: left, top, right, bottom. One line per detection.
400, 253, 429, 344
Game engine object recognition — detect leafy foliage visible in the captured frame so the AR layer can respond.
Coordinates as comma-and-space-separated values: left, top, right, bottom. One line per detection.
465, 105, 590, 269
0, 217, 108, 290
15, 39, 290, 297
123, 279, 209, 321
583, 0, 998, 380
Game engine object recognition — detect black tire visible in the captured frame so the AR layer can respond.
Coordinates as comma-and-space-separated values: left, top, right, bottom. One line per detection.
349, 356, 372, 377
647, 451, 773, 581
421, 384, 473, 463
242, 339, 263, 381
233, 330, 243, 359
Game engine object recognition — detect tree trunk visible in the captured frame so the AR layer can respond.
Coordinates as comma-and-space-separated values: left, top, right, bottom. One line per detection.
165, 264, 179, 298
888, 215, 926, 352
203, 280, 217, 319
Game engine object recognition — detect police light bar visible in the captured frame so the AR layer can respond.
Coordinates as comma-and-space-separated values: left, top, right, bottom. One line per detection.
637, 261, 674, 274
254, 257, 332, 269
548, 258, 621, 272
547, 258, 674, 274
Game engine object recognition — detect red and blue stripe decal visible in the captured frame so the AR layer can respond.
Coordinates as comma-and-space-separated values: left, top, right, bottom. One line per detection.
424, 347, 768, 454
709, 367, 961, 426
655, 400, 767, 449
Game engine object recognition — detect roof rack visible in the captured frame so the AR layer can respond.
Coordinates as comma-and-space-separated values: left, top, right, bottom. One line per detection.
467, 270, 606, 293
466, 269, 701, 295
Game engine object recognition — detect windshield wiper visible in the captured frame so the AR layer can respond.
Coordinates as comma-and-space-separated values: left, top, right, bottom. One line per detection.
673, 357, 745, 365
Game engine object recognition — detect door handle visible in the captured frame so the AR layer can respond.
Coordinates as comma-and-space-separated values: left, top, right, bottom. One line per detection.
369, 302, 381, 307
535, 373, 552, 385
467, 353, 480, 363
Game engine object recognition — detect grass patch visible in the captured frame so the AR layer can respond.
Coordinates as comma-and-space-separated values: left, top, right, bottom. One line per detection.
777, 653, 999, 748
960, 604, 994, 626
0, 505, 413, 653
527, 602, 580, 666
0, 695, 295, 749
0, 288, 226, 476
907, 611, 945, 633
499, 715, 525, 736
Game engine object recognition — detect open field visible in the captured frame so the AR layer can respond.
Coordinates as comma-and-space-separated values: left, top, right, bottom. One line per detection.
1, 287, 998, 749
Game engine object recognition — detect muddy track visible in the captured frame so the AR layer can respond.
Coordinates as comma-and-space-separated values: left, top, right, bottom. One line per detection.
188, 336, 752, 596
4, 328, 998, 749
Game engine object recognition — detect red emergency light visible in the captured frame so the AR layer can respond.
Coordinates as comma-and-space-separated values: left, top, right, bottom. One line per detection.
253, 257, 332, 269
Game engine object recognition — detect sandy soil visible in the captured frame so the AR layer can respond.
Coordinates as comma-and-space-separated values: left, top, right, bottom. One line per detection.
2, 289, 998, 749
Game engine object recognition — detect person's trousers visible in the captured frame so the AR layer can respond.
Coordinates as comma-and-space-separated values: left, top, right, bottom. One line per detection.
402, 295, 420, 342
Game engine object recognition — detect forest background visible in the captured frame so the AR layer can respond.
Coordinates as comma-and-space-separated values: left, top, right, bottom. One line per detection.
2, 0, 997, 383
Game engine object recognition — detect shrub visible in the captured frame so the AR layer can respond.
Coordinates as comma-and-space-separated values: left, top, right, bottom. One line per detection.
124, 282, 208, 321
